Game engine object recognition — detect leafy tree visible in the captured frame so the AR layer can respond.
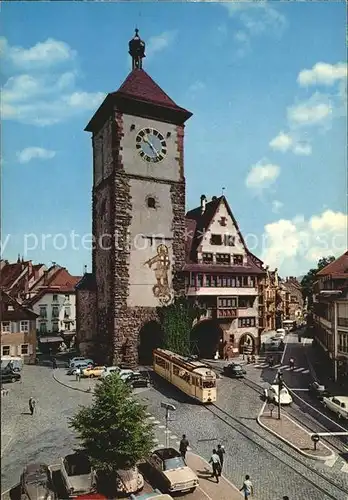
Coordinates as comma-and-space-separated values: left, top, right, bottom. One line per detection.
301, 255, 335, 307
69, 373, 154, 474
157, 296, 206, 356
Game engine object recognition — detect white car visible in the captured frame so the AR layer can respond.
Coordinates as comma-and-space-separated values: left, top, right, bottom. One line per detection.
100, 367, 134, 380
264, 384, 292, 405
323, 396, 348, 419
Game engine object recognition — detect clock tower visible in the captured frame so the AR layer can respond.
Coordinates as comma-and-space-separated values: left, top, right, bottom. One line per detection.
84, 30, 192, 366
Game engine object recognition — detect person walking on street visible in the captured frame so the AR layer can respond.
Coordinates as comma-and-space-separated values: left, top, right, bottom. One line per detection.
240, 474, 253, 498
52, 357, 57, 369
179, 434, 189, 460
289, 357, 295, 370
209, 449, 221, 483
29, 397, 36, 416
216, 444, 225, 475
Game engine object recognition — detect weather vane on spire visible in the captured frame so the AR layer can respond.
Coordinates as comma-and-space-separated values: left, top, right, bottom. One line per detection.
129, 28, 146, 70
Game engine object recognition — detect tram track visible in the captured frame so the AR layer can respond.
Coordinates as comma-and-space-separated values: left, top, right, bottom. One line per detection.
241, 376, 348, 455
203, 401, 348, 500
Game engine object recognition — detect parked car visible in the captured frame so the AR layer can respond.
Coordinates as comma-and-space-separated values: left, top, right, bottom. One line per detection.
223, 363, 246, 378
82, 366, 106, 378
323, 396, 348, 419
264, 384, 293, 405
1, 368, 21, 383
96, 466, 144, 495
69, 357, 87, 367
67, 362, 91, 376
70, 358, 94, 368
60, 452, 97, 497
20, 463, 56, 500
147, 448, 199, 494
125, 372, 150, 388
308, 382, 330, 400
100, 366, 120, 379
130, 490, 173, 499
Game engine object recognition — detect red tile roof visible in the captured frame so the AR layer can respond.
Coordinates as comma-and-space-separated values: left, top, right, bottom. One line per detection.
0, 262, 26, 289
1, 291, 37, 321
27, 266, 81, 304
115, 69, 181, 109
185, 195, 265, 274
316, 251, 348, 277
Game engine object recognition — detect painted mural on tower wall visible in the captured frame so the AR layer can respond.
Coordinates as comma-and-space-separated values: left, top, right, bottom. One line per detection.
144, 244, 172, 304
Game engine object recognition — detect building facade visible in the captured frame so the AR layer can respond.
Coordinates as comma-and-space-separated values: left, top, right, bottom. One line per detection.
312, 251, 348, 381
77, 30, 192, 365
280, 277, 304, 323
183, 194, 266, 358
1, 291, 37, 364
0, 257, 47, 301
25, 265, 81, 348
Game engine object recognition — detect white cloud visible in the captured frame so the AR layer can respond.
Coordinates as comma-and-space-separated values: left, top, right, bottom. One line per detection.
146, 31, 176, 59
0, 37, 76, 69
246, 160, 280, 191
261, 210, 348, 275
287, 93, 333, 128
272, 200, 284, 214
269, 131, 293, 152
292, 142, 312, 156
188, 81, 206, 94
298, 62, 347, 87
16, 147, 56, 164
1, 39, 105, 126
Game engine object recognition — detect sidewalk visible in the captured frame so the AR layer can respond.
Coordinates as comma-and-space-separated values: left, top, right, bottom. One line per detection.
306, 342, 348, 394
52, 367, 97, 393
186, 452, 243, 500
258, 405, 334, 461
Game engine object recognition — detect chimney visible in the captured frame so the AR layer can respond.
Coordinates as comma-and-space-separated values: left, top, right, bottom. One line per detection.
43, 270, 48, 285
84, 265, 88, 274
200, 194, 207, 214
17, 254, 21, 263
212, 196, 217, 201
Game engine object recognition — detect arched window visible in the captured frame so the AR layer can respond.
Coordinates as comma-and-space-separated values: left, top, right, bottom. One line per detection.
147, 197, 156, 209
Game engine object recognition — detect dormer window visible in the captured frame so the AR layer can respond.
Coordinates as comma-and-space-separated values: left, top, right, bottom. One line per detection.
210, 234, 222, 245
219, 217, 227, 226
216, 253, 231, 264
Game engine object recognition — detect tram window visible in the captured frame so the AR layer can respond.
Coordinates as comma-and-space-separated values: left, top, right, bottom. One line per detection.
173, 365, 180, 376
155, 356, 166, 368
203, 380, 216, 388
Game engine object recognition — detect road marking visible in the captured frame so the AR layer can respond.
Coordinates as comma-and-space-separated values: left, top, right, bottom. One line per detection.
280, 365, 289, 370
153, 420, 160, 424
148, 416, 156, 420
255, 363, 269, 368
197, 486, 213, 499
342, 462, 348, 473
290, 388, 309, 391
325, 455, 338, 468
158, 425, 166, 429
170, 435, 177, 440
145, 412, 151, 416
302, 369, 310, 374
294, 367, 305, 372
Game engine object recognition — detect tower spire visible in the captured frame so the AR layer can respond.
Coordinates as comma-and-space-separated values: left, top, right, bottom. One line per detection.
128, 28, 146, 70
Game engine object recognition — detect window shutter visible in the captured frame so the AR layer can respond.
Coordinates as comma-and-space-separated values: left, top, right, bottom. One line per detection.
17, 345, 22, 355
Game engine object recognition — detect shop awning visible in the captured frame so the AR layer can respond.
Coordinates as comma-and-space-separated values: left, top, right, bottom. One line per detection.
38, 336, 63, 343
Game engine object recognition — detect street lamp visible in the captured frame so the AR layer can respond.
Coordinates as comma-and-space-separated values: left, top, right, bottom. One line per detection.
161, 402, 176, 448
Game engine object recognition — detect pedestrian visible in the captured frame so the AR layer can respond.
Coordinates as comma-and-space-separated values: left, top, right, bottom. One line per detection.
216, 444, 225, 475
179, 434, 189, 460
209, 449, 221, 483
240, 474, 253, 498
289, 357, 295, 370
52, 357, 57, 369
29, 397, 36, 416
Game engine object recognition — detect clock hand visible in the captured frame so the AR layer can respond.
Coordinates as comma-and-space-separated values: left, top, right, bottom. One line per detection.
143, 135, 158, 155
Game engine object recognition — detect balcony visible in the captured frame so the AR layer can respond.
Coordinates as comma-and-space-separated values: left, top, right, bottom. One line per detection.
186, 286, 258, 297
217, 308, 237, 319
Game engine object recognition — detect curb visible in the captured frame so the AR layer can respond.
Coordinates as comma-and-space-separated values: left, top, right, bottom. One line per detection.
256, 412, 335, 462
1, 484, 19, 499
52, 370, 94, 394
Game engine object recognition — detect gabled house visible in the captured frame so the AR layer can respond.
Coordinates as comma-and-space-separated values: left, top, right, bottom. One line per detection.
25, 265, 81, 346
1, 291, 38, 363
0, 257, 47, 301
183, 194, 266, 358
312, 250, 348, 381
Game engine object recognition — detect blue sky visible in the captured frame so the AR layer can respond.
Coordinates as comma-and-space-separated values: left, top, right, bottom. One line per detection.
1, 1, 347, 277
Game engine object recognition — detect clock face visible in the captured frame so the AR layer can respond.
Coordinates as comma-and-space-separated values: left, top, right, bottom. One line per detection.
136, 128, 167, 163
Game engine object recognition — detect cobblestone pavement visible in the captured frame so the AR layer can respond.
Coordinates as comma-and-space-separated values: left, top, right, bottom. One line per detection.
1, 365, 93, 492
135, 372, 348, 500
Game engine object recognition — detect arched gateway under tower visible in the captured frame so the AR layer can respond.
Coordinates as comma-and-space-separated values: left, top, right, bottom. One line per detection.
190, 319, 224, 359
78, 29, 192, 366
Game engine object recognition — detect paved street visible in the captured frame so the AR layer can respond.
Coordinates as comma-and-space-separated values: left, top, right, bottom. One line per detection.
2, 357, 348, 500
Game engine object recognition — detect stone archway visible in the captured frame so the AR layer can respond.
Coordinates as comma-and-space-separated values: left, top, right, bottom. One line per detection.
138, 320, 164, 365
190, 319, 223, 359
238, 333, 256, 354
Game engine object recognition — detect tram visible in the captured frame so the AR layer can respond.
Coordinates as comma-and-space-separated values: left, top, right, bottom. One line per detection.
153, 348, 217, 403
